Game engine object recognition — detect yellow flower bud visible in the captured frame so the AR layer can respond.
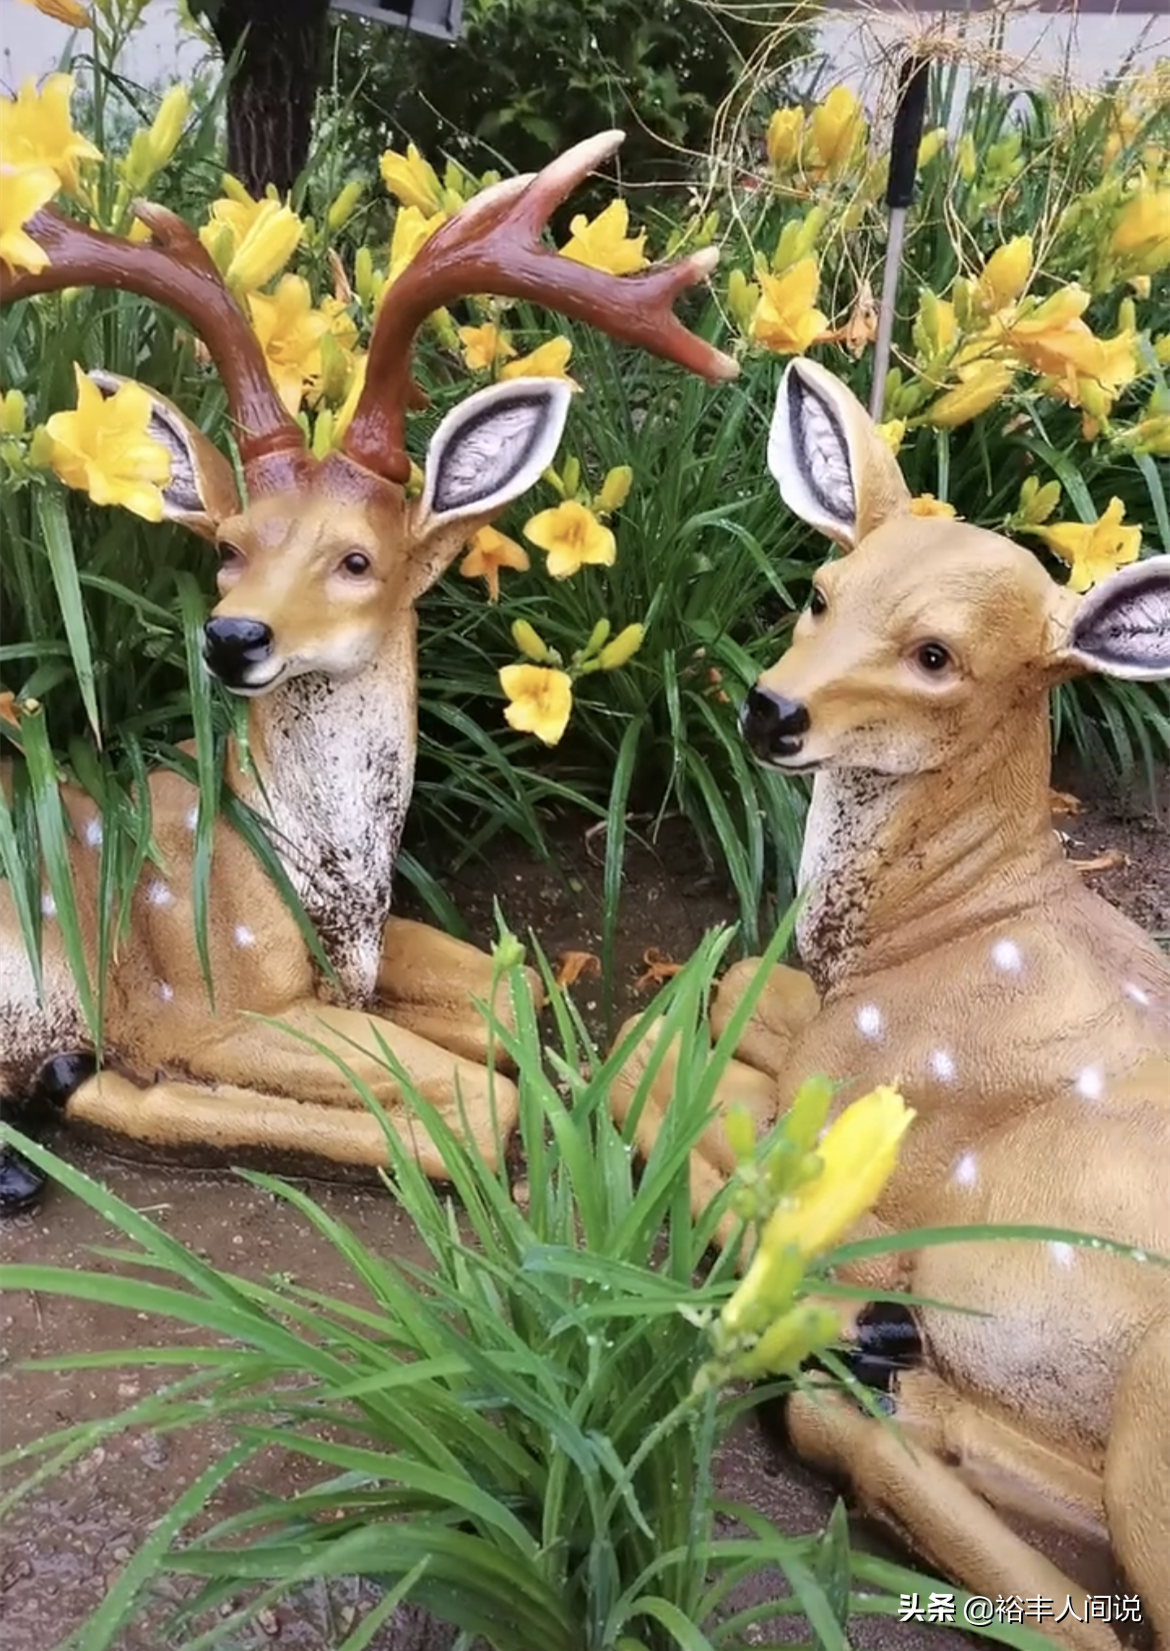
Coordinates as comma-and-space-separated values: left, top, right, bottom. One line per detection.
146, 84, 189, 171
733, 1302, 843, 1381
723, 1103, 758, 1163
594, 464, 633, 514
727, 268, 760, 335
976, 236, 1033, 313
327, 180, 364, 233
512, 619, 549, 662
917, 127, 946, 169
1018, 476, 1061, 525
584, 618, 611, 657
0, 389, 28, 436
561, 454, 581, 500
310, 408, 334, 460
766, 106, 804, 172
956, 132, 977, 182
597, 623, 645, 671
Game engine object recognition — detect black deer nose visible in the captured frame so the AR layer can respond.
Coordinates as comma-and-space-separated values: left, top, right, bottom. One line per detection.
202, 617, 274, 680
741, 686, 810, 760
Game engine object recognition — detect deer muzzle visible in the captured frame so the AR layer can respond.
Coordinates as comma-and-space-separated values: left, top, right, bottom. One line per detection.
741, 685, 812, 768
202, 616, 276, 691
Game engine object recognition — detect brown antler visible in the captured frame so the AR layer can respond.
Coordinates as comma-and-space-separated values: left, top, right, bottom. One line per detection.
342, 130, 740, 483
0, 203, 303, 467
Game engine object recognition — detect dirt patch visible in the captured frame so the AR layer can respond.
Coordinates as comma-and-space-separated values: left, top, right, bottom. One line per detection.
1, 758, 1166, 1650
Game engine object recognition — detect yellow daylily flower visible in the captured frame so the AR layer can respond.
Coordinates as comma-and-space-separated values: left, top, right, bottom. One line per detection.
974, 235, 1033, 313
0, 162, 58, 273
247, 275, 354, 416
766, 107, 804, 172
909, 494, 958, 519
750, 258, 828, 357
925, 363, 1016, 428
0, 73, 102, 198
35, 363, 172, 521
721, 1085, 914, 1339
199, 189, 304, 292
993, 294, 1138, 411
459, 525, 529, 603
499, 336, 579, 389
524, 499, 616, 579
18, 0, 91, 24
121, 83, 189, 191
386, 204, 446, 289
499, 663, 573, 747
808, 86, 864, 175
379, 143, 446, 215
458, 322, 516, 373
559, 198, 648, 275
1033, 496, 1142, 593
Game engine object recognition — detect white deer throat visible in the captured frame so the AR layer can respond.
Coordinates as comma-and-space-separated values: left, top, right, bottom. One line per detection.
796, 769, 899, 991
244, 668, 417, 1004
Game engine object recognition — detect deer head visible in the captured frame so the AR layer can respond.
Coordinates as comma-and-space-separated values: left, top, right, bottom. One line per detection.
2, 133, 737, 698
742, 358, 1170, 776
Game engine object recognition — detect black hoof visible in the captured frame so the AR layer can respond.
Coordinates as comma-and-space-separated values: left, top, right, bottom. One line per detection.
35, 1050, 97, 1109
841, 1300, 922, 1394
0, 1143, 47, 1215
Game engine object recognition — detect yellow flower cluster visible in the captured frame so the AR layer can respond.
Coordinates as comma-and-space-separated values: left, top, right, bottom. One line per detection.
0, 72, 101, 273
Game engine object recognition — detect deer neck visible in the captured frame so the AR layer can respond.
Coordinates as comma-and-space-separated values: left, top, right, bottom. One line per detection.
796, 695, 1067, 995
229, 625, 418, 1006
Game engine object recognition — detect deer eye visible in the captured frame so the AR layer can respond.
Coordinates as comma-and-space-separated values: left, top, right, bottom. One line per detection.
341, 551, 371, 577
914, 641, 952, 674
217, 542, 243, 566
808, 586, 827, 617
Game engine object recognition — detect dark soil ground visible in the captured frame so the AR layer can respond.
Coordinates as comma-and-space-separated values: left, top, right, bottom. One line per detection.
2, 758, 1166, 1651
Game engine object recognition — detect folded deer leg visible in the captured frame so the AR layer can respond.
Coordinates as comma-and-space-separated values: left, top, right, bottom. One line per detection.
786, 1383, 1122, 1651
172, 1001, 520, 1169
708, 958, 820, 1080
375, 917, 544, 1068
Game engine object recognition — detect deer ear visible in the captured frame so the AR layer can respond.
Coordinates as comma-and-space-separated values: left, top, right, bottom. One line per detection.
414, 378, 572, 534
767, 359, 911, 551
1053, 555, 1170, 680
87, 371, 240, 542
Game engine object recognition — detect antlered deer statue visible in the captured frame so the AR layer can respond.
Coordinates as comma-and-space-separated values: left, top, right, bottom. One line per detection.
612, 360, 1170, 1650
0, 133, 736, 1211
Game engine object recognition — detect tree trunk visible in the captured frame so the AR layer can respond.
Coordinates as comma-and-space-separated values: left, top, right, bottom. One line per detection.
206, 0, 331, 197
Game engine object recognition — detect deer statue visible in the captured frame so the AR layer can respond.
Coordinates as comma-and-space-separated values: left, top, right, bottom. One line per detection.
610, 359, 1170, 1649
0, 132, 737, 1215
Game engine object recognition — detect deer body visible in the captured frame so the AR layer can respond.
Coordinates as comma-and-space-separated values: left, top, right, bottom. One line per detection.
0, 133, 736, 1207
611, 360, 1170, 1648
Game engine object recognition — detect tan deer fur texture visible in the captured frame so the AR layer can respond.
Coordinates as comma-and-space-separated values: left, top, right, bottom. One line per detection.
0, 131, 736, 1185
610, 360, 1170, 1650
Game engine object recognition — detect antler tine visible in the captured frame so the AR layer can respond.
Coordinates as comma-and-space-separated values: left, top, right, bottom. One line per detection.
1, 205, 303, 468
342, 131, 740, 483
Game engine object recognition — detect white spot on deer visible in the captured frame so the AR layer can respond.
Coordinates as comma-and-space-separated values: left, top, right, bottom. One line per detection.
184, 804, 199, 833
950, 1150, 978, 1188
156, 980, 174, 1003
928, 1048, 956, 1083
83, 817, 103, 847
990, 938, 1023, 974
1048, 1241, 1075, 1268
1124, 982, 1151, 1008
855, 1002, 884, 1040
1074, 1066, 1104, 1102
41, 891, 56, 919
233, 924, 255, 948
146, 879, 173, 907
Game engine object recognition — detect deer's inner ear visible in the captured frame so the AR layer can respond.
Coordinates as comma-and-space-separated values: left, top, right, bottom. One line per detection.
414, 378, 573, 532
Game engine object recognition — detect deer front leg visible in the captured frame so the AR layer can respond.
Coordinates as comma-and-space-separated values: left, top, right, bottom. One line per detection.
178, 1000, 520, 1170
786, 1382, 1121, 1651
374, 917, 544, 1068
60, 1069, 462, 1176
709, 958, 820, 1080
608, 1012, 779, 1232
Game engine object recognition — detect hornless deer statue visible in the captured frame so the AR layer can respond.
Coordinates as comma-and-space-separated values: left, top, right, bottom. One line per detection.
0, 132, 736, 1212
611, 360, 1170, 1650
